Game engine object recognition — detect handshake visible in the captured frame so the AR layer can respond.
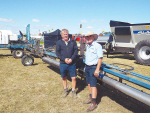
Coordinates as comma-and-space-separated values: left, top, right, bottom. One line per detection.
65, 58, 72, 64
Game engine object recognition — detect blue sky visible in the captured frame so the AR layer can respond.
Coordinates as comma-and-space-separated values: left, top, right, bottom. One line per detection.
0, 0, 150, 35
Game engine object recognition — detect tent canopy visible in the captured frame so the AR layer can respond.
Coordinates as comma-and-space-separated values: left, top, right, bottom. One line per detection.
44, 29, 72, 48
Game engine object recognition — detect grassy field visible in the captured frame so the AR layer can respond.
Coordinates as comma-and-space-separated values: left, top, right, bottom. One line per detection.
0, 49, 150, 113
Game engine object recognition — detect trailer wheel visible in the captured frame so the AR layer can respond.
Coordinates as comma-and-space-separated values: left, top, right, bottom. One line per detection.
12, 50, 24, 58
134, 40, 150, 65
21, 55, 34, 66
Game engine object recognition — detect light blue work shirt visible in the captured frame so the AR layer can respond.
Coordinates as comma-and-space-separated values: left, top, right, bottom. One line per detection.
85, 41, 103, 66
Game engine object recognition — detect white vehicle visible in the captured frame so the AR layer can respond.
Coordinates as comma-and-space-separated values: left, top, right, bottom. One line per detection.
30, 35, 44, 40
105, 20, 150, 65
0, 30, 25, 58
0, 30, 18, 44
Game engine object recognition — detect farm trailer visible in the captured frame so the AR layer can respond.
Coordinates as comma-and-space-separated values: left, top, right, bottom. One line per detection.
105, 20, 150, 65
20, 35, 150, 109
0, 24, 37, 58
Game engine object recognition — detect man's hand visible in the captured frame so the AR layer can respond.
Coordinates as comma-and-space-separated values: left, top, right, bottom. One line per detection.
94, 69, 99, 77
94, 58, 102, 77
65, 58, 69, 64
65, 58, 72, 64
68, 59, 72, 64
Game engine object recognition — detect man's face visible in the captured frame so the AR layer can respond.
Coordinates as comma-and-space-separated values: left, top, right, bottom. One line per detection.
61, 30, 68, 41
86, 35, 95, 44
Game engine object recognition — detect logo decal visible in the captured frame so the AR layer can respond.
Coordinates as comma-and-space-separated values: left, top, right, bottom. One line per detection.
133, 30, 150, 35
146, 26, 149, 29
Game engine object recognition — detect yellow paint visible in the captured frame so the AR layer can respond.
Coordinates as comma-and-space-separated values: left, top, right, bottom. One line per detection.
146, 26, 149, 29
81, 31, 83, 34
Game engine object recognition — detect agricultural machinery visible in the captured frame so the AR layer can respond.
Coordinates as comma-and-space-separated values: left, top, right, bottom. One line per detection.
105, 20, 150, 65
2, 23, 149, 109
20, 28, 150, 109
0, 24, 37, 58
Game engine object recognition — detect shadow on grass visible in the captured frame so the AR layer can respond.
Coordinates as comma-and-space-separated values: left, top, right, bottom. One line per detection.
0, 54, 12, 58
46, 65, 150, 113
31, 54, 41, 58
32, 63, 38, 66
96, 81, 150, 113
47, 65, 87, 95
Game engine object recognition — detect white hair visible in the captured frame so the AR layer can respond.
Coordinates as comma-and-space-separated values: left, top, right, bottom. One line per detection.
60, 29, 69, 35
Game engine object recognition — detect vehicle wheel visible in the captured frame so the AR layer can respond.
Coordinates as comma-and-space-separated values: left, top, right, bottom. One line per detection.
12, 50, 24, 58
21, 55, 34, 66
134, 40, 150, 65
105, 42, 113, 52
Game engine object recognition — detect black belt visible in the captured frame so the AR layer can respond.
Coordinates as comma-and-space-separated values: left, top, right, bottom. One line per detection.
86, 64, 97, 66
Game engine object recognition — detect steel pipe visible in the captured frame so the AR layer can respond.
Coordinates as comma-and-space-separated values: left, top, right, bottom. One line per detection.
98, 73, 150, 106
42, 57, 150, 106
42, 57, 59, 69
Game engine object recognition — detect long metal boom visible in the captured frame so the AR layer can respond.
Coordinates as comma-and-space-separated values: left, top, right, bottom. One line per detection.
42, 56, 150, 106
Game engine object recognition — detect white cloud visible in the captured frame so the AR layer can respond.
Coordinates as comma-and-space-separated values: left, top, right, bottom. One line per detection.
81, 19, 88, 23
0, 18, 15, 23
42, 25, 50, 27
91, 19, 104, 23
32, 19, 40, 22
98, 28, 101, 31
87, 26, 93, 29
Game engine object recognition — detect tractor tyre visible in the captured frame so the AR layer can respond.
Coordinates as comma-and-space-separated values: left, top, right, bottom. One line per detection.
134, 40, 150, 65
12, 50, 24, 59
21, 55, 34, 66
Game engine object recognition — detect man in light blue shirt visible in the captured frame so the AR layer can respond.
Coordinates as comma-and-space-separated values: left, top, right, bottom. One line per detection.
83, 31, 103, 112
85, 41, 103, 66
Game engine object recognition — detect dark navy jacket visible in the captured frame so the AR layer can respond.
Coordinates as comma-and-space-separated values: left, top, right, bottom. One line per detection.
56, 39, 78, 63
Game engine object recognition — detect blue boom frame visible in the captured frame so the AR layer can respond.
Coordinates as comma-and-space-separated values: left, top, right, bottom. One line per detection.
43, 51, 150, 90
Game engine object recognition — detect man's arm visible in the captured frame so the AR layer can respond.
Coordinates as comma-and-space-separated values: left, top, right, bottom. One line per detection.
68, 41, 78, 64
94, 58, 103, 77
56, 41, 65, 61
94, 43, 103, 77
70, 40, 78, 60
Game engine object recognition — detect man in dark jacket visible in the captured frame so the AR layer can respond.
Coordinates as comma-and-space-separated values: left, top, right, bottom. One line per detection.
56, 29, 78, 98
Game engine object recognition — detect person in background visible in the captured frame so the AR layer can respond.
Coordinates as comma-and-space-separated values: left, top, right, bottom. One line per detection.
83, 31, 103, 112
56, 29, 78, 98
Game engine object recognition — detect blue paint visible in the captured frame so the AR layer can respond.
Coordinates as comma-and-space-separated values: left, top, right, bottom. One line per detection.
82, 59, 150, 89
44, 51, 57, 57
133, 30, 150, 35
0, 44, 28, 48
102, 62, 150, 81
26, 24, 30, 42
101, 67, 150, 89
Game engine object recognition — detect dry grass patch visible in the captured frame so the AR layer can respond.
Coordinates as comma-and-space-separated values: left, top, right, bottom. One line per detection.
0, 50, 150, 113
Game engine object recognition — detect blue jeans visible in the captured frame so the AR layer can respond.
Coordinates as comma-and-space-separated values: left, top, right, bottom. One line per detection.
60, 63, 76, 78
85, 66, 97, 87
